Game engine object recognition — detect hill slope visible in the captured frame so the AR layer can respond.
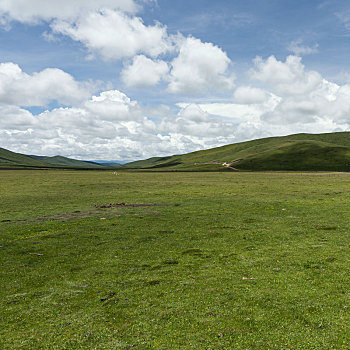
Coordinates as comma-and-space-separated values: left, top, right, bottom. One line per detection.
0, 148, 105, 169
0, 148, 50, 168
122, 132, 350, 171
29, 155, 104, 168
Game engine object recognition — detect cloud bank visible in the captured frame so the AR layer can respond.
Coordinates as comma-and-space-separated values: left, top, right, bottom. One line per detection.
1, 56, 350, 160
0, 1, 349, 161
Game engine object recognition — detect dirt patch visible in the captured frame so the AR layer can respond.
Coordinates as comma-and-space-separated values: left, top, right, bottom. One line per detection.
95, 202, 159, 208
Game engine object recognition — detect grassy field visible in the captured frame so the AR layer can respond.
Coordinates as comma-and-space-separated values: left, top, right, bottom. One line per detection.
1, 170, 350, 349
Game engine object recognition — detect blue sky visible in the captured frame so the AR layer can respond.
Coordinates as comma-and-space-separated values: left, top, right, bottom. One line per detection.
0, 0, 350, 160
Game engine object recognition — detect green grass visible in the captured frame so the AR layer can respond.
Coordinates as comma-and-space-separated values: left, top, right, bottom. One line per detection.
1, 170, 350, 349
122, 131, 350, 171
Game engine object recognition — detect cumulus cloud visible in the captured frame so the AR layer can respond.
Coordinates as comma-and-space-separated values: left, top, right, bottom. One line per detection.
248, 55, 350, 126
288, 39, 319, 56
0, 62, 95, 107
167, 36, 235, 95
0, 104, 38, 130
121, 55, 169, 87
51, 9, 170, 61
0, 0, 236, 101
0, 89, 157, 159
0, 0, 140, 24
0, 1, 171, 62
84, 90, 143, 121
234, 86, 271, 104
261, 99, 319, 124
2, 55, 350, 161
158, 104, 238, 150
175, 53, 350, 141
0, 89, 251, 160
121, 36, 235, 93
0, 89, 231, 160
251, 55, 324, 96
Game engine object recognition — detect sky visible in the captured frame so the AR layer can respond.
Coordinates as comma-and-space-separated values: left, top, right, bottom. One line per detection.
1, 0, 350, 160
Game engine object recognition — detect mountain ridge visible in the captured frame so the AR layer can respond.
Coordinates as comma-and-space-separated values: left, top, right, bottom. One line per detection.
0, 148, 115, 169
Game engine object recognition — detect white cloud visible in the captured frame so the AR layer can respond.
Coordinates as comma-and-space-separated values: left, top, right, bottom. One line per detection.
0, 0, 140, 24
167, 36, 235, 95
234, 86, 271, 104
261, 99, 319, 124
248, 55, 350, 126
2, 55, 350, 161
0, 104, 38, 130
0, 89, 159, 159
0, 89, 229, 160
0, 1, 171, 62
177, 102, 261, 123
159, 104, 236, 143
121, 55, 169, 87
251, 55, 324, 96
0, 62, 95, 106
0, 89, 249, 160
51, 9, 171, 61
288, 39, 319, 56
84, 90, 143, 121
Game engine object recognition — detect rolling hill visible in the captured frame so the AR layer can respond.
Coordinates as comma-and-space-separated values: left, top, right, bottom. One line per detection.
29, 155, 105, 168
0, 148, 107, 169
121, 132, 350, 172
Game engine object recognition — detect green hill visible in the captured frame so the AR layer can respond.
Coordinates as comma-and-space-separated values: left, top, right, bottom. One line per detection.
122, 132, 350, 171
0, 148, 105, 169
122, 156, 175, 169
0, 148, 50, 168
29, 155, 104, 168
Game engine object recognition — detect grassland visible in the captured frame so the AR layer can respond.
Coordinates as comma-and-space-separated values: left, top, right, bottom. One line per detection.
1, 170, 350, 349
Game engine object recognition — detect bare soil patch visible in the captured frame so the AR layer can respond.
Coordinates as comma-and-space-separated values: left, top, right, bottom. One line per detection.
95, 203, 159, 208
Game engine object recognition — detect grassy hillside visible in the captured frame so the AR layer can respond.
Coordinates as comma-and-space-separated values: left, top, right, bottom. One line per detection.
123, 132, 350, 171
122, 156, 175, 169
0, 148, 50, 168
29, 155, 104, 168
0, 148, 106, 169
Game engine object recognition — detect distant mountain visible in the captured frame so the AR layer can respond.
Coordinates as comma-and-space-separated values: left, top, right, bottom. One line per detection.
90, 160, 122, 167
121, 132, 350, 172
